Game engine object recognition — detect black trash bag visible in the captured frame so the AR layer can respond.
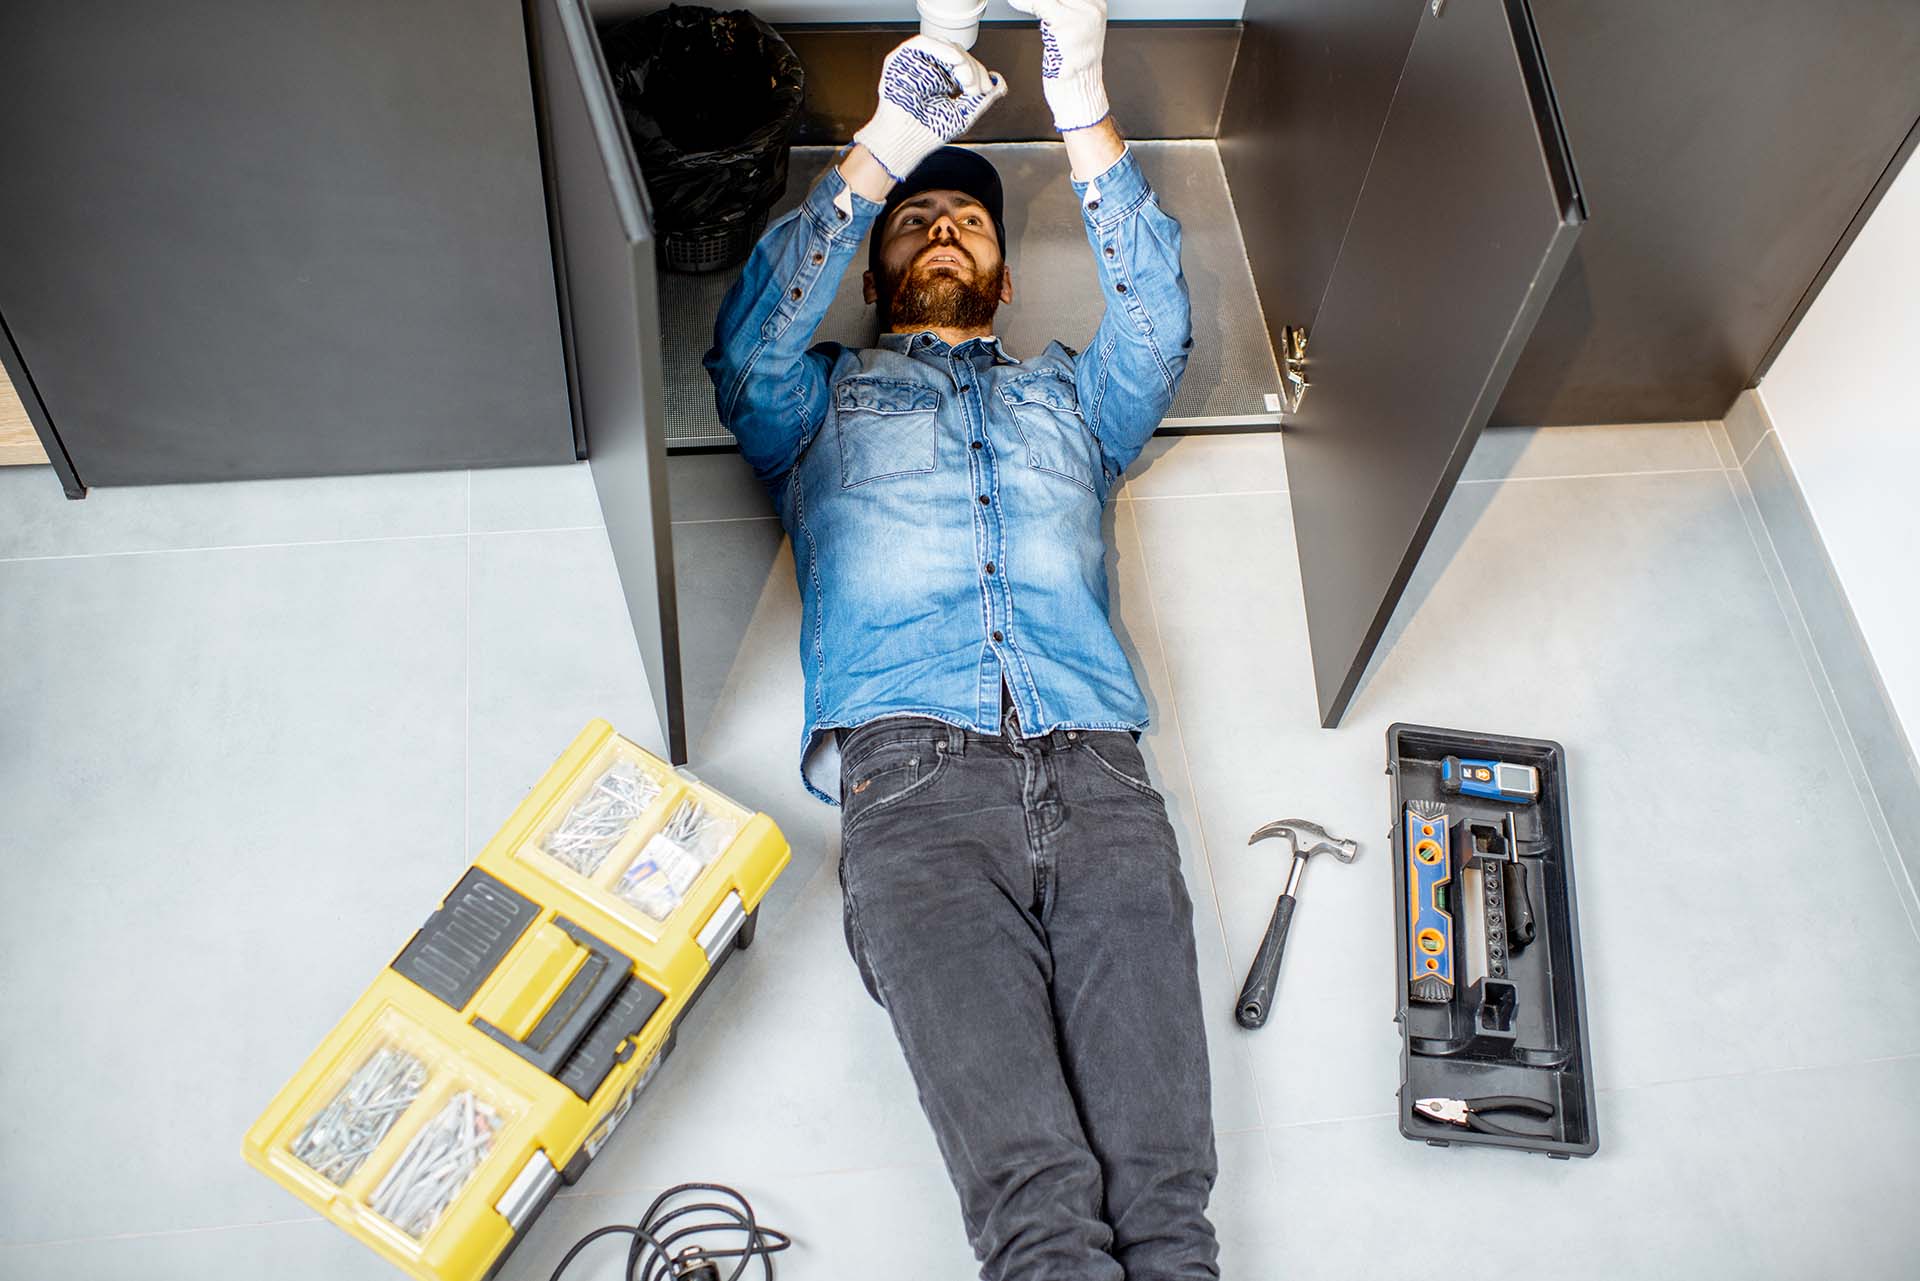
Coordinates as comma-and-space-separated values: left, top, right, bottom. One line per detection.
601, 5, 806, 273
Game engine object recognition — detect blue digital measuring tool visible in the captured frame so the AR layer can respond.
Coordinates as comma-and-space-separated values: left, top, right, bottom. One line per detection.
1405, 801, 1453, 1005
1440, 755, 1540, 804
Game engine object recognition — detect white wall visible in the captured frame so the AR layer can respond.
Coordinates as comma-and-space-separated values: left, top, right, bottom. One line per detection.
1760, 153, 1920, 745
698, 1, 1246, 19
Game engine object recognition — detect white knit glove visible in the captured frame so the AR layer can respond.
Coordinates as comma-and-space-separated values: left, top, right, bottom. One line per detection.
853, 36, 1009, 182
1007, 0, 1110, 132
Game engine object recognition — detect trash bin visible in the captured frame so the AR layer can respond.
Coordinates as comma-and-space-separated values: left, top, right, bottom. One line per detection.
600, 5, 806, 274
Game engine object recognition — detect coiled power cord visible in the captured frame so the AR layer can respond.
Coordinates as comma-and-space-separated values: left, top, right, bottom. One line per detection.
548, 1182, 792, 1281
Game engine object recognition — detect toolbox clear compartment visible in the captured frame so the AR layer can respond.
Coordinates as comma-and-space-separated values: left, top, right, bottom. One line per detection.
271, 1006, 530, 1249
368, 1086, 506, 1241
1387, 724, 1598, 1157
289, 1037, 430, 1187
515, 737, 747, 936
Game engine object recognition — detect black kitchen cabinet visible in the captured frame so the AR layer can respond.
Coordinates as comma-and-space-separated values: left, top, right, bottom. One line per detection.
0, 1, 575, 493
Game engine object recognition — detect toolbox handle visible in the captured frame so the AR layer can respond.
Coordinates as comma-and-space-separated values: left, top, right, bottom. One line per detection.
473, 917, 632, 1078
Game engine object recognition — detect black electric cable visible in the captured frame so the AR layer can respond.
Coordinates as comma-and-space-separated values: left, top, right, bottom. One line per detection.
547, 1182, 792, 1281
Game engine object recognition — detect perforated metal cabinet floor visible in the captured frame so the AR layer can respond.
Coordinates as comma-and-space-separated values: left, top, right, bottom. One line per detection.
659, 141, 1283, 448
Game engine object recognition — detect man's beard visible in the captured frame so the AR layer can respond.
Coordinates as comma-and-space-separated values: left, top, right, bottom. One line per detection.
884, 255, 1003, 332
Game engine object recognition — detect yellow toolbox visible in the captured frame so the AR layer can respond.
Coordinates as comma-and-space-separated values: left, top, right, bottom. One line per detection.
244, 721, 790, 1281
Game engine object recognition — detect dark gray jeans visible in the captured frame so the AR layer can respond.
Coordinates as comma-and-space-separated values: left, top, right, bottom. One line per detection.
837, 712, 1220, 1280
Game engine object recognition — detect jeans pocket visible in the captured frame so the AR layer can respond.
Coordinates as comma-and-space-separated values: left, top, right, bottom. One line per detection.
835, 377, 940, 487
841, 741, 948, 836
1078, 732, 1162, 800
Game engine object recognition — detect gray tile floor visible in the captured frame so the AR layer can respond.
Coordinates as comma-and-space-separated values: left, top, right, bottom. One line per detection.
3, 422, 1916, 1279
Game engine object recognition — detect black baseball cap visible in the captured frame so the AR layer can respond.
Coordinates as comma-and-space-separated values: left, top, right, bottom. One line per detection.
869, 146, 1006, 277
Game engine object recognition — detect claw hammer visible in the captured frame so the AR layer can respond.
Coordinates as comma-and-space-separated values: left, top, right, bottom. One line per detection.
1235, 819, 1360, 1029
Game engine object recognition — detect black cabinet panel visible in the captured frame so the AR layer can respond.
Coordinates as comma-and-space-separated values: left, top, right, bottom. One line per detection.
1493, 0, 1920, 425
1280, 0, 1584, 727
532, 0, 686, 763
1219, 0, 1425, 364
0, 1, 572, 486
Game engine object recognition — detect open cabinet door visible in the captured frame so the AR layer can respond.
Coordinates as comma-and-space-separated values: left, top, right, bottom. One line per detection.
1285, 0, 1585, 727
529, 0, 688, 762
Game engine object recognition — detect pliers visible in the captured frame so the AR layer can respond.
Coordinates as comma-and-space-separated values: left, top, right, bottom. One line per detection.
1413, 1094, 1556, 1137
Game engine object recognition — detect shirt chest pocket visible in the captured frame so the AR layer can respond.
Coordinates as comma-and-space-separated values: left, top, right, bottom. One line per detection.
1001, 374, 1100, 496
835, 378, 941, 488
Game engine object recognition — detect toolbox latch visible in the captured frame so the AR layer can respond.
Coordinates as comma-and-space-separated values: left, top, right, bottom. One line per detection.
494, 1150, 559, 1232
696, 891, 747, 965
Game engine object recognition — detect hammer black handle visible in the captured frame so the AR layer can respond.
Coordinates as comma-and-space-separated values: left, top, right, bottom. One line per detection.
1236, 893, 1297, 1029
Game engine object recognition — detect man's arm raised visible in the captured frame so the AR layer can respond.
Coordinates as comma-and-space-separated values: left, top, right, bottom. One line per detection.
1013, 0, 1191, 487
1062, 117, 1125, 184
837, 143, 898, 205
706, 38, 1006, 488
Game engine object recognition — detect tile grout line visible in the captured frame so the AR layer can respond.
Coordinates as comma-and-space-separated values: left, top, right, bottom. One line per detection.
1127, 487, 1290, 501
1728, 459, 1920, 933
473, 524, 604, 537
1121, 501, 1237, 965
1456, 464, 1726, 485
1119, 499, 1272, 1136
464, 472, 473, 866
1709, 408, 1909, 918
1714, 466, 1920, 942
1726, 458, 1920, 935
670, 514, 781, 526
1258, 1049, 1920, 1136
0, 523, 615, 564
0, 530, 470, 562
1700, 420, 1735, 471
1737, 425, 1774, 472
0, 445, 1743, 565
1588, 1049, 1920, 1101
0, 1215, 327, 1251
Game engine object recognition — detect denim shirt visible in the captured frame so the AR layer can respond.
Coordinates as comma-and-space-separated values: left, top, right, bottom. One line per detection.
704, 149, 1192, 803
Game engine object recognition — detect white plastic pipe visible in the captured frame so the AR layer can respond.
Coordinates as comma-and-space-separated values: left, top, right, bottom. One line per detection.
917, 0, 989, 50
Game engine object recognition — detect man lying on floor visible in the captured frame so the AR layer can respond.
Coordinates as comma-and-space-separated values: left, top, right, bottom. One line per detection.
705, 2, 1215, 1275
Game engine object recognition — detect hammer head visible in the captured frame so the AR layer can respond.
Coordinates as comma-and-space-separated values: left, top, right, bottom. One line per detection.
1249, 817, 1359, 863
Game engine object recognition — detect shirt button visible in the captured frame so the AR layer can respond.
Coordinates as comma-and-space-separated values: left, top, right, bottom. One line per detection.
992, 630, 1004, 642
978, 494, 990, 505
1104, 245, 1116, 258
1116, 282, 1129, 294
811, 251, 825, 265
970, 440, 982, 451
1087, 199, 1102, 211
985, 561, 995, 575
790, 287, 803, 301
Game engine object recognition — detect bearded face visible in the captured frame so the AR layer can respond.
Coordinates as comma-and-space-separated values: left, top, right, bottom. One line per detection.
866, 188, 1012, 333
883, 239, 1008, 332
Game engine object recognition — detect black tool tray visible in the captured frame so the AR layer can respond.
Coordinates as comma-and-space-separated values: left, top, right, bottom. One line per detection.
1387, 724, 1598, 1157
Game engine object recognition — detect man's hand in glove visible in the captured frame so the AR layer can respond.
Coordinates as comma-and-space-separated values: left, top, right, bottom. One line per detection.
1007, 0, 1110, 133
842, 36, 1008, 200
